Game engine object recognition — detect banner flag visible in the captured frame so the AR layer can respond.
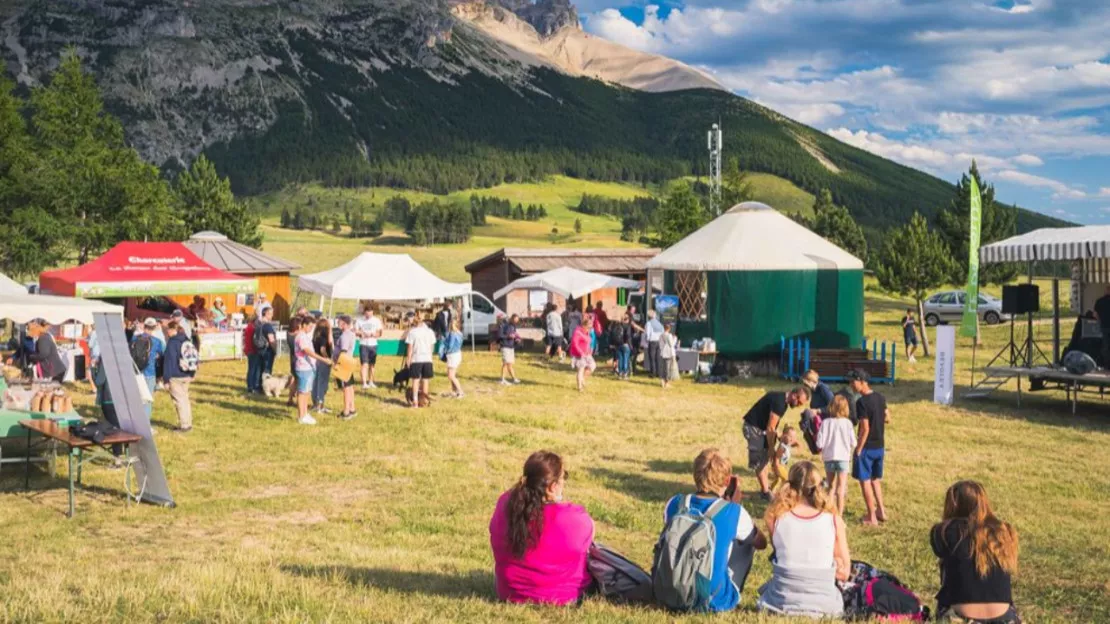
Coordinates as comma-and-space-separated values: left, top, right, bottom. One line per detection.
934, 325, 956, 404
960, 175, 982, 338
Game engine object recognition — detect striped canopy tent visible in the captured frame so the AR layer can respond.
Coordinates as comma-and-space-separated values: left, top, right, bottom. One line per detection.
980, 226, 1110, 264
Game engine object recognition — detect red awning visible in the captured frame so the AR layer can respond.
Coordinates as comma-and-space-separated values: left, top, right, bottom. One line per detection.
40, 242, 258, 298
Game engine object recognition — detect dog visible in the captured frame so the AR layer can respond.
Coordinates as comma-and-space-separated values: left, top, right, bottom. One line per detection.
404, 388, 433, 408
261, 373, 290, 398
392, 368, 411, 390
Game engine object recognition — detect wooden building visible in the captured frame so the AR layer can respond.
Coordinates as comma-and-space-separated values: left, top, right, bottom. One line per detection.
465, 248, 659, 318
177, 232, 301, 322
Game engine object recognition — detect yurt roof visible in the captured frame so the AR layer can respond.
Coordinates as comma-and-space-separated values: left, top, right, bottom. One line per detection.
183, 232, 300, 275
646, 202, 864, 272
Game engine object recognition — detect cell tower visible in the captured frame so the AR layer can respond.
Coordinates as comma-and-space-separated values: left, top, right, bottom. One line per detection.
707, 122, 723, 216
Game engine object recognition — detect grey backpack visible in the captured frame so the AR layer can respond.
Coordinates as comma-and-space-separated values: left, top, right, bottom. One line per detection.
652, 495, 726, 611
1063, 350, 1098, 375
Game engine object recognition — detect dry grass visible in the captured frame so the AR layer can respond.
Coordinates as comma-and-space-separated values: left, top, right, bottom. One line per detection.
0, 285, 1108, 622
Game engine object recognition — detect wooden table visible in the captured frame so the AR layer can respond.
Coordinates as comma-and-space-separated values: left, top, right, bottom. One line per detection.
19, 419, 144, 518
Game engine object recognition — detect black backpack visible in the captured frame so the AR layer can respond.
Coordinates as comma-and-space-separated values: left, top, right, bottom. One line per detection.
253, 321, 270, 351
130, 334, 152, 370
587, 542, 654, 605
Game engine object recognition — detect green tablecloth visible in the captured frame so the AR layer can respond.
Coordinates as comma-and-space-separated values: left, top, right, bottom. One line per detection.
0, 408, 82, 438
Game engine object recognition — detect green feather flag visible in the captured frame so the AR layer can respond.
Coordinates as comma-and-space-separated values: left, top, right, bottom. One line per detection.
960, 175, 983, 338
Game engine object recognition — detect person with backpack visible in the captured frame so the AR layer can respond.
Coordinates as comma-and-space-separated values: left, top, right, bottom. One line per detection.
610, 315, 632, 379
489, 451, 594, 605
162, 321, 198, 433
931, 481, 1021, 624
654, 448, 767, 613
131, 318, 165, 417
757, 460, 851, 617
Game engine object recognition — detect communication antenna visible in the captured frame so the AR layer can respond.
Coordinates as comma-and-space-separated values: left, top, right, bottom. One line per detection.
708, 121, 723, 216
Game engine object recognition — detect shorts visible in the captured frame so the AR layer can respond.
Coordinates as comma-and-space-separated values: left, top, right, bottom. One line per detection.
409, 362, 434, 379
573, 356, 597, 372
824, 460, 850, 474
445, 351, 462, 369
743, 423, 769, 470
360, 346, 378, 365
904, 334, 918, 347
853, 448, 885, 481
335, 374, 356, 390
501, 348, 515, 364
295, 370, 315, 394
936, 605, 1021, 624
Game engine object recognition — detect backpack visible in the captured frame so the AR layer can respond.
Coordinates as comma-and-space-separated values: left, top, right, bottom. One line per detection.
587, 543, 654, 605
652, 495, 726, 611
179, 340, 200, 373
1062, 350, 1097, 375
840, 561, 930, 621
800, 409, 823, 455
130, 334, 152, 370
253, 321, 270, 351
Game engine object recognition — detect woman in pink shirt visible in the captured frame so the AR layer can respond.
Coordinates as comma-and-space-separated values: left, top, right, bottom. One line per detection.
489, 451, 594, 605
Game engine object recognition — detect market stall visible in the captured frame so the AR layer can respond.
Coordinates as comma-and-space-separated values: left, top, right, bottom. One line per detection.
182, 231, 300, 323
39, 242, 258, 362
297, 252, 472, 354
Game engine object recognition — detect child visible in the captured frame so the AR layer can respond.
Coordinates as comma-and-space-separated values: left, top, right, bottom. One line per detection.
815, 394, 857, 515
659, 323, 678, 388
847, 369, 890, 525
902, 309, 919, 363
768, 426, 800, 490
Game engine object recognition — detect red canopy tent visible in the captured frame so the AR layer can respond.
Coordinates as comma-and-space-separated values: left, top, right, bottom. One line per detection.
40, 242, 257, 298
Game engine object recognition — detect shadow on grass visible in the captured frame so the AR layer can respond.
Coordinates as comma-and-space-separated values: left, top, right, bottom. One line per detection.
203, 399, 293, 421
281, 564, 496, 601
587, 467, 682, 504
644, 459, 690, 474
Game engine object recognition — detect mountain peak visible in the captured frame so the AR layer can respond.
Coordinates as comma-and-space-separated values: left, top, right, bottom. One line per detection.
450, 0, 580, 37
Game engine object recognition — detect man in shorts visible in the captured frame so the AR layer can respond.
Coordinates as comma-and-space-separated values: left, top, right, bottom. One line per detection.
902, 308, 919, 363
333, 315, 358, 421
405, 317, 437, 409
499, 314, 521, 385
741, 386, 811, 500
848, 369, 890, 525
356, 305, 383, 389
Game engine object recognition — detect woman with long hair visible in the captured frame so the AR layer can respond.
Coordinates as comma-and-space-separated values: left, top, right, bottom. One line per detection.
931, 481, 1021, 623
757, 461, 850, 617
441, 318, 465, 398
489, 451, 594, 605
311, 318, 334, 414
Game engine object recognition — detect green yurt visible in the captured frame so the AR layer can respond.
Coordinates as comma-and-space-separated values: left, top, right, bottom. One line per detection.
646, 202, 864, 358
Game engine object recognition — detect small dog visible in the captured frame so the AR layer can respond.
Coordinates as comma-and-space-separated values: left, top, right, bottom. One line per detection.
392, 368, 411, 390
261, 373, 290, 398
404, 388, 432, 407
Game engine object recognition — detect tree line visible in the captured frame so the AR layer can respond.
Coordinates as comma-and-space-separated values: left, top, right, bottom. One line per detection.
0, 52, 261, 279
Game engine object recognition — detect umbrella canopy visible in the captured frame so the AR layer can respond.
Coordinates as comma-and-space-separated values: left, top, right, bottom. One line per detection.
494, 266, 642, 300
0, 293, 122, 325
647, 202, 864, 272
0, 272, 25, 296
39, 242, 257, 298
297, 252, 471, 301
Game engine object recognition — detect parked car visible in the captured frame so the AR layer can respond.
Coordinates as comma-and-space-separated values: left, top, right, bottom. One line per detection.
922, 291, 1009, 326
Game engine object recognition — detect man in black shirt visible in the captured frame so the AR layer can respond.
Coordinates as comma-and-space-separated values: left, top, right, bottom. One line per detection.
847, 369, 890, 525
1093, 286, 1110, 365
742, 386, 811, 500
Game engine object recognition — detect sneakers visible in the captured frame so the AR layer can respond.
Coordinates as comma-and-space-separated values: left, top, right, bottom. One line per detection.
298, 415, 317, 426
338, 411, 357, 421
315, 405, 333, 414
362, 382, 371, 389
455, 392, 465, 399
512, 378, 521, 385
368, 381, 377, 389
500, 379, 511, 386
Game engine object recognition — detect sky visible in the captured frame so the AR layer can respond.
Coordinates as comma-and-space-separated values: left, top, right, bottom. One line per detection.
575, 0, 1110, 223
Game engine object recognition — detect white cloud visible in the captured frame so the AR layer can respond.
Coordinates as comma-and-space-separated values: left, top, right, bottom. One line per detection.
1012, 154, 1044, 166
1100, 188, 1110, 197
994, 170, 1087, 199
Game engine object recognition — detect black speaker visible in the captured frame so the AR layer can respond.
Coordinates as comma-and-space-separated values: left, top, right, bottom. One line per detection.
1002, 284, 1040, 314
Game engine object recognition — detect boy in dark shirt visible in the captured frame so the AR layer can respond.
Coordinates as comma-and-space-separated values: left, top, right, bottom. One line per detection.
847, 369, 890, 525
741, 386, 811, 500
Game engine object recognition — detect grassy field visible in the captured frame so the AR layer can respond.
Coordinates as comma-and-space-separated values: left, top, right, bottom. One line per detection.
0, 279, 1107, 622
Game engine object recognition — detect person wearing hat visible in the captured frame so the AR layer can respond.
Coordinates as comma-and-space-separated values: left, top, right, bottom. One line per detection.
846, 369, 891, 526
132, 318, 166, 417
170, 309, 193, 340
5, 319, 67, 383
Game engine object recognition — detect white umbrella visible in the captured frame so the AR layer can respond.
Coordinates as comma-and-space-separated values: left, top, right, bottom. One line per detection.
494, 266, 642, 300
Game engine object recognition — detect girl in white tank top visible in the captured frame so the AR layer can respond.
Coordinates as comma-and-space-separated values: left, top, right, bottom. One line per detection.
772, 510, 837, 570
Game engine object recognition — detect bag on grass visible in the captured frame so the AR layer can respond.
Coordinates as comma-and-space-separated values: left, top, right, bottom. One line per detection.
840, 560, 930, 621
652, 495, 725, 611
588, 542, 654, 605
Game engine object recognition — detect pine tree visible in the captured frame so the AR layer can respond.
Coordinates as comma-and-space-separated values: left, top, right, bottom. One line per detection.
807, 189, 868, 261
936, 162, 1018, 284
722, 156, 754, 208
281, 208, 291, 228
175, 155, 263, 247
653, 181, 706, 247
876, 212, 955, 356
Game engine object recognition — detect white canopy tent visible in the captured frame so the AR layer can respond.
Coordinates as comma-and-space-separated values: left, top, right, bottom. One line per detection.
0, 293, 123, 325
493, 267, 642, 301
0, 272, 25, 296
298, 252, 471, 301
981, 225, 1110, 264
647, 202, 864, 272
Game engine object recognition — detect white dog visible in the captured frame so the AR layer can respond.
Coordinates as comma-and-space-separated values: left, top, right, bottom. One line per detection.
261, 374, 289, 398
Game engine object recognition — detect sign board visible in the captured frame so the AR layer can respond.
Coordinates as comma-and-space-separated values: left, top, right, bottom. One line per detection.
933, 325, 956, 405
199, 331, 242, 361
528, 289, 548, 313
654, 295, 680, 325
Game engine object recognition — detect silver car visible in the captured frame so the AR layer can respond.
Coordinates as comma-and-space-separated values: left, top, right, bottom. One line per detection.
922, 290, 1009, 326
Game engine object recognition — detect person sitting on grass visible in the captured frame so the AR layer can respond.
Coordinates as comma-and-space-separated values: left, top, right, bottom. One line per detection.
489, 451, 594, 606
847, 369, 890, 525
742, 386, 811, 501
931, 481, 1021, 624
757, 461, 851, 618
661, 448, 767, 612
815, 394, 857, 516
569, 313, 596, 392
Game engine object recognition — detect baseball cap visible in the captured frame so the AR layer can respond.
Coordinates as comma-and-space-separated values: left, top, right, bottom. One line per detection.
143, 317, 159, 329
171, 310, 184, 318
845, 369, 870, 383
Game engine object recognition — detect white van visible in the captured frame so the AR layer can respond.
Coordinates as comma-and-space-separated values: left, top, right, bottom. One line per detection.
463, 292, 503, 339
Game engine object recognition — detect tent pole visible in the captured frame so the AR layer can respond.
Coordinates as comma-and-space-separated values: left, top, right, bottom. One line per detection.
1052, 278, 1060, 366
328, 297, 334, 320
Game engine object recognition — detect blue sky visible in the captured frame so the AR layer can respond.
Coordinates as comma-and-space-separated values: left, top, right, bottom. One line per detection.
575, 0, 1110, 223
